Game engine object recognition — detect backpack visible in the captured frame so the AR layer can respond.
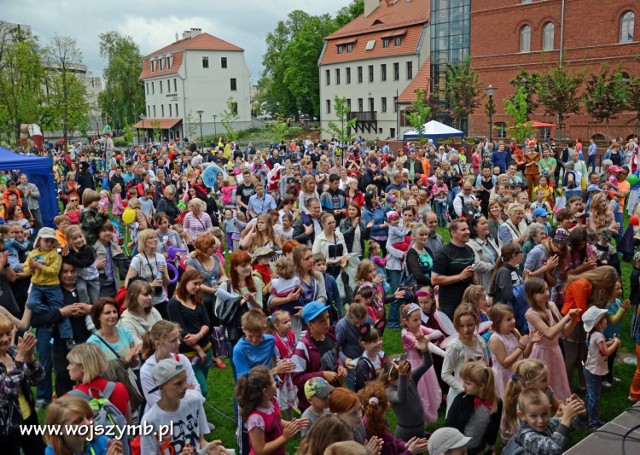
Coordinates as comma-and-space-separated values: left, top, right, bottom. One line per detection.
507, 283, 529, 334
68, 382, 131, 455
448, 194, 475, 220
563, 170, 578, 189
212, 325, 229, 358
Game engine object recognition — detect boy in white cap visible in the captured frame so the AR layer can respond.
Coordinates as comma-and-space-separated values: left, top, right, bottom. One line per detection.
141, 358, 227, 454
582, 305, 621, 429
427, 427, 471, 455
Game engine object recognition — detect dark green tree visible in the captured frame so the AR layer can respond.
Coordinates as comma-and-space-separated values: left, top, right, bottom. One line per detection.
508, 70, 539, 119
445, 57, 484, 132
98, 32, 145, 130
627, 75, 640, 135
335, 0, 365, 27
535, 64, 584, 139
584, 63, 629, 137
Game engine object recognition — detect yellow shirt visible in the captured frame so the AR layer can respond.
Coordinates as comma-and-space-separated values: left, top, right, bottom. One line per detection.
23, 248, 62, 286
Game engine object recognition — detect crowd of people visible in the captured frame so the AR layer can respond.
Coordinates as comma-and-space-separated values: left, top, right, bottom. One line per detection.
1, 133, 640, 455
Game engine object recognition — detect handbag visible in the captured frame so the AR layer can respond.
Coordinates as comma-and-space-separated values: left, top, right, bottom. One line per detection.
113, 254, 133, 279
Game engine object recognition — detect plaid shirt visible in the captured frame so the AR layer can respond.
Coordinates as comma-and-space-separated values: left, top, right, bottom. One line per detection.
0, 346, 44, 403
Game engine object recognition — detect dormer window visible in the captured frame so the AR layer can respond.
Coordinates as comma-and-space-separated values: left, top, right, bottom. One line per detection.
151, 60, 155, 72
383, 38, 390, 48
337, 45, 344, 54
394, 36, 403, 46
347, 43, 354, 52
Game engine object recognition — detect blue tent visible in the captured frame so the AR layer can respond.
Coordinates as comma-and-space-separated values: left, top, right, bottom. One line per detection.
0, 146, 58, 227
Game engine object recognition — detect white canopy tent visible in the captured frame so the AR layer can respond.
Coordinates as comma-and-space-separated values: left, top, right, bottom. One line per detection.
403, 120, 464, 140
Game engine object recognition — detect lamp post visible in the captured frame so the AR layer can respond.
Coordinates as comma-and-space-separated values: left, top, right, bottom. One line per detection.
139, 113, 146, 144
196, 110, 204, 150
484, 84, 496, 144
212, 114, 217, 142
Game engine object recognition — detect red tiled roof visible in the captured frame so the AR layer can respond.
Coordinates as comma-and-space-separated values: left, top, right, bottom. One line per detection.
134, 118, 182, 129
397, 58, 431, 103
140, 32, 243, 80
326, 0, 429, 39
321, 0, 429, 65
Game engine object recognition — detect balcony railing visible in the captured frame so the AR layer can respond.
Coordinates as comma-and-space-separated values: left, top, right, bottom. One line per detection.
347, 111, 377, 122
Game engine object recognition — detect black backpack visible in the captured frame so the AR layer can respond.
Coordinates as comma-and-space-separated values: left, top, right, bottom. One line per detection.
448, 194, 476, 220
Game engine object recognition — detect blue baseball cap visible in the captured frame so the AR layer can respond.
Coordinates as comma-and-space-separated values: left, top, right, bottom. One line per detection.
301, 301, 330, 323
532, 207, 549, 218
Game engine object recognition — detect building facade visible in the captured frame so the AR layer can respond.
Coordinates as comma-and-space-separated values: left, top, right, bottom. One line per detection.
319, 0, 430, 140
469, 0, 640, 141
137, 28, 252, 141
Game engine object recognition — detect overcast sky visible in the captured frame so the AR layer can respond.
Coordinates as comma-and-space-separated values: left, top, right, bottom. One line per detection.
3, 0, 348, 82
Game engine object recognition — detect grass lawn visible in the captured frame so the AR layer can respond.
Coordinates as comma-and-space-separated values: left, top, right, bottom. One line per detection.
198, 224, 640, 453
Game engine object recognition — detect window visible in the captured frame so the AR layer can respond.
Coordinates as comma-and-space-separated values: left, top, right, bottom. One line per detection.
202, 56, 209, 68
336, 69, 341, 85
146, 83, 149, 95
520, 25, 531, 52
147, 105, 150, 116
381, 64, 387, 81
326, 69, 330, 85
221, 57, 227, 68
358, 98, 363, 111
169, 104, 172, 117
347, 43, 354, 52
167, 57, 172, 69
175, 104, 179, 116
167, 80, 170, 92
151, 82, 155, 94
365, 40, 376, 50
230, 78, 237, 91
368, 65, 374, 82
159, 81, 163, 94
161, 105, 164, 117
346, 67, 351, 84
151, 60, 155, 72
394, 36, 403, 46
346, 99, 351, 109
326, 99, 331, 114
495, 122, 507, 139
407, 61, 413, 79
620, 11, 635, 43
381, 97, 387, 112
159, 59, 163, 71
231, 102, 238, 115
393, 62, 400, 80
383, 38, 390, 48
337, 45, 344, 54
393, 96, 397, 113
174, 79, 177, 92
369, 98, 374, 111
358, 66, 363, 83
153, 105, 156, 117
543, 23, 555, 50
390, 127, 395, 138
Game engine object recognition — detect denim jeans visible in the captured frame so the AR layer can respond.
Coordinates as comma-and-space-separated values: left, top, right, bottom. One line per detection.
584, 368, 603, 426
435, 200, 447, 226
28, 284, 73, 339
387, 270, 402, 330
586, 154, 597, 174
35, 326, 53, 403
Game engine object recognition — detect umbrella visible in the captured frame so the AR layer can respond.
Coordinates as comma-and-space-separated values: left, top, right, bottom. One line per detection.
531, 121, 555, 128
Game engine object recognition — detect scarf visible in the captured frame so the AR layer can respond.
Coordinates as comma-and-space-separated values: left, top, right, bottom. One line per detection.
252, 264, 272, 284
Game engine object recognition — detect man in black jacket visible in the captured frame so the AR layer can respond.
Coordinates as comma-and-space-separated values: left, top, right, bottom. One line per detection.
292, 198, 322, 245
109, 166, 126, 197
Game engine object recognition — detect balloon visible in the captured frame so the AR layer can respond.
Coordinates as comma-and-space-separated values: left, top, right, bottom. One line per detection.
631, 214, 639, 226
122, 208, 136, 224
627, 174, 639, 185
122, 200, 128, 208
177, 200, 186, 210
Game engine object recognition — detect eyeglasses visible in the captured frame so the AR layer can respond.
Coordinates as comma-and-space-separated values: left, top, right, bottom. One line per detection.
70, 199, 78, 202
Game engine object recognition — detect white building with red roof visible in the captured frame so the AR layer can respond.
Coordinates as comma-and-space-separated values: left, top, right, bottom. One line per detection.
319, 0, 430, 141
136, 28, 251, 142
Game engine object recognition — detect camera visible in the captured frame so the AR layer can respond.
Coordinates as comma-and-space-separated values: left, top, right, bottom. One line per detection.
153, 286, 163, 297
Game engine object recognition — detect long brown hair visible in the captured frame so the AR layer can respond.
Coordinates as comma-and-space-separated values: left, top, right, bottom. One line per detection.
563, 265, 618, 308
489, 242, 521, 298
192, 232, 216, 261
524, 277, 555, 326
246, 214, 277, 251
460, 362, 499, 413
174, 268, 204, 305
229, 250, 257, 293
292, 244, 319, 279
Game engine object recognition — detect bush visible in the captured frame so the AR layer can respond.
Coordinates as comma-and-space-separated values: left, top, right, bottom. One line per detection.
113, 136, 128, 147
285, 126, 304, 139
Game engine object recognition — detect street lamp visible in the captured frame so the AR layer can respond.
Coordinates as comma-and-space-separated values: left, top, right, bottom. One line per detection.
212, 114, 217, 142
484, 84, 497, 143
196, 110, 204, 150
140, 114, 146, 144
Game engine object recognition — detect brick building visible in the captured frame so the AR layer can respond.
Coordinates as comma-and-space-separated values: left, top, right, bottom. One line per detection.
468, 0, 640, 142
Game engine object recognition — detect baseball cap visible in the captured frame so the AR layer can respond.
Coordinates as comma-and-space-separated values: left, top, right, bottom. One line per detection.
428, 427, 471, 455
582, 306, 609, 333
301, 301, 330, 323
587, 184, 604, 193
148, 358, 185, 393
386, 211, 400, 222
532, 207, 549, 218
386, 194, 398, 204
304, 377, 335, 399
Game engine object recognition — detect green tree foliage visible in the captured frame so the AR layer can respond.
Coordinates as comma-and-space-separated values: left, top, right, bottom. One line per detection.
445, 57, 483, 132
325, 96, 357, 145
627, 75, 640, 133
504, 86, 537, 145
0, 28, 46, 143
44, 35, 89, 148
271, 119, 291, 144
584, 64, 629, 136
98, 32, 145, 130
535, 64, 584, 138
508, 70, 539, 119
404, 89, 433, 144
258, 1, 363, 118
220, 97, 240, 142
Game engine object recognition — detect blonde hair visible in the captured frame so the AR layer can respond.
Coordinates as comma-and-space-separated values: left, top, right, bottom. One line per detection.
461, 285, 487, 309
128, 197, 142, 210
241, 308, 268, 333
518, 388, 550, 416
460, 362, 498, 413
355, 259, 375, 283
563, 265, 618, 307
274, 256, 295, 280
0, 314, 13, 333
64, 225, 86, 253
503, 359, 548, 433
137, 228, 157, 251
45, 396, 95, 455
66, 343, 107, 383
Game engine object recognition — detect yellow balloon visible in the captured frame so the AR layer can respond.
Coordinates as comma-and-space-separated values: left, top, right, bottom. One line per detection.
122, 208, 136, 224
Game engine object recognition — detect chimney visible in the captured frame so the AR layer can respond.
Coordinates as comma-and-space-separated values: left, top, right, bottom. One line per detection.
175, 32, 179, 42
182, 28, 202, 40
364, 0, 380, 18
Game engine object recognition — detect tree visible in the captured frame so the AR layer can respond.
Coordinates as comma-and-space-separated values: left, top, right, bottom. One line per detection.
44, 35, 88, 148
445, 57, 484, 132
535, 64, 584, 139
271, 119, 291, 144
220, 97, 240, 142
150, 120, 161, 142
404, 89, 433, 144
504, 86, 537, 145
508, 70, 539, 119
335, 0, 365, 28
0, 30, 46, 144
627, 75, 640, 135
584, 63, 629, 137
325, 96, 357, 145
98, 32, 144, 130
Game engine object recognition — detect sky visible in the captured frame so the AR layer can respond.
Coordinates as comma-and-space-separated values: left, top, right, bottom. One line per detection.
3, 0, 349, 82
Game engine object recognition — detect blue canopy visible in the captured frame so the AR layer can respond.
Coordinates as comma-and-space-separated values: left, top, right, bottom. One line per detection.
0, 146, 58, 227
